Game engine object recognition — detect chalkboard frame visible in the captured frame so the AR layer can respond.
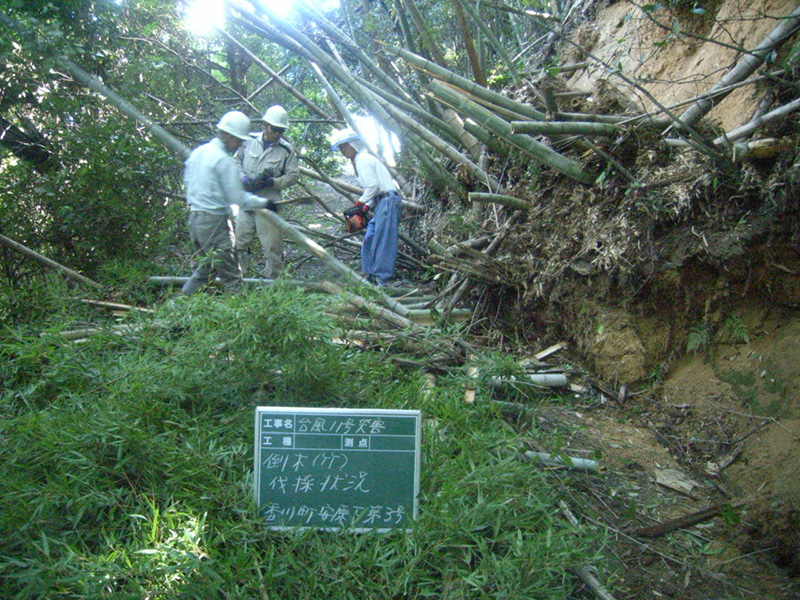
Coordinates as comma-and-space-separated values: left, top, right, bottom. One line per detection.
254, 406, 422, 532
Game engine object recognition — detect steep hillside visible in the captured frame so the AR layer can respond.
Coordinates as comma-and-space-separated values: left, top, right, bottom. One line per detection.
458, 0, 800, 594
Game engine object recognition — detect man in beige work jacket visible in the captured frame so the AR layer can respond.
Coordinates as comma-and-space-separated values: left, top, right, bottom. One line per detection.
234, 105, 299, 278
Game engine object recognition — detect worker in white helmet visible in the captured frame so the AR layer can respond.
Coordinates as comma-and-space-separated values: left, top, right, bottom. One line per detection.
181, 111, 274, 295
234, 105, 299, 278
330, 127, 402, 287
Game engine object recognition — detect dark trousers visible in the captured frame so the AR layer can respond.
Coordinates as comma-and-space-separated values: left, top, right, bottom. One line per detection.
181, 211, 242, 295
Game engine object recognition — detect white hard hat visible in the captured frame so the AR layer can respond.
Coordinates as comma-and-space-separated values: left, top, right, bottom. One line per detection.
216, 111, 252, 140
330, 127, 360, 151
263, 105, 289, 129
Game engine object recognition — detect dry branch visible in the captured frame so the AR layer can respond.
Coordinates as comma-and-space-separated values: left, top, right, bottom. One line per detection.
634, 501, 745, 538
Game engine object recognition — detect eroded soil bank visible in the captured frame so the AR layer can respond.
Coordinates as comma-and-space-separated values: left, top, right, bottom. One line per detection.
449, 0, 800, 594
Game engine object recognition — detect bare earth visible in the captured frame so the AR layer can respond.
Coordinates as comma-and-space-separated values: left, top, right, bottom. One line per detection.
524, 0, 800, 596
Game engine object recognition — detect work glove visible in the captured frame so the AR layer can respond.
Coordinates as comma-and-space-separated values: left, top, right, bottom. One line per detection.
242, 171, 274, 193
254, 171, 275, 190
264, 199, 277, 212
356, 201, 370, 214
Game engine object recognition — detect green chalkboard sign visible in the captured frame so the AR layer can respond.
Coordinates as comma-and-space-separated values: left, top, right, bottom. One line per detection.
254, 407, 422, 531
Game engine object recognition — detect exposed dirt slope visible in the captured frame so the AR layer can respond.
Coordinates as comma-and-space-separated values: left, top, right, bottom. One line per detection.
450, 0, 800, 596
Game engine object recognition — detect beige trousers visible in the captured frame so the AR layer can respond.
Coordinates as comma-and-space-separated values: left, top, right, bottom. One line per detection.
235, 208, 283, 278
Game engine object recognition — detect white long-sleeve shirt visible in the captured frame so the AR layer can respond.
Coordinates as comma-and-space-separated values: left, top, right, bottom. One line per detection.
354, 151, 396, 208
184, 137, 270, 215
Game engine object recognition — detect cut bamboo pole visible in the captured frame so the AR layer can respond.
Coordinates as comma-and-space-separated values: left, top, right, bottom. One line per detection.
80, 299, 155, 314
523, 451, 599, 472
489, 373, 568, 387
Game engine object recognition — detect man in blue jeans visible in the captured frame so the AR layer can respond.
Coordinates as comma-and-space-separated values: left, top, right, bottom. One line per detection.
330, 128, 402, 287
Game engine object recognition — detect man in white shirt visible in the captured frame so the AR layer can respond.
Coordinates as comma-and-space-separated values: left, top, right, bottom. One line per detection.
330, 128, 402, 286
181, 111, 275, 295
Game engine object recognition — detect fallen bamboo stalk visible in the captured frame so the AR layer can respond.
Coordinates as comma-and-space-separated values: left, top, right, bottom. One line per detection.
511, 121, 619, 136
148, 276, 278, 287
665, 134, 796, 162
468, 192, 532, 211
48, 323, 150, 341
385, 44, 547, 121
318, 281, 421, 330
535, 342, 567, 360
80, 299, 155, 314
407, 308, 472, 326
677, 6, 800, 128
556, 61, 589, 73
428, 81, 595, 184
0, 233, 102, 289
715, 97, 800, 144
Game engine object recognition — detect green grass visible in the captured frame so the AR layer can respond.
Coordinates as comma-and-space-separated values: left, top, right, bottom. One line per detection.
1, 284, 607, 599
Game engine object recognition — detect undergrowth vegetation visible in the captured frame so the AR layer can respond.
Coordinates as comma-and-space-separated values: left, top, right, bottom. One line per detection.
0, 283, 607, 599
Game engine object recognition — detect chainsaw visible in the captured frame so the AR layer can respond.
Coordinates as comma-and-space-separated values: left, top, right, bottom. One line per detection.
343, 204, 370, 233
